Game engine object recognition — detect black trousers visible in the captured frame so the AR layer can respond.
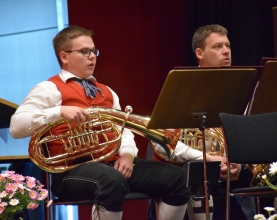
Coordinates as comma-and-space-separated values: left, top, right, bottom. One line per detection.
51, 157, 190, 212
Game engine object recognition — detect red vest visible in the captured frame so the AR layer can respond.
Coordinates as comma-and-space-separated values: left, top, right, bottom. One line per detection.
45, 75, 120, 165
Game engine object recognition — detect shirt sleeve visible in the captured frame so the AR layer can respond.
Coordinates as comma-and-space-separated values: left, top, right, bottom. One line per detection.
107, 87, 138, 157
9, 81, 62, 138
154, 141, 203, 162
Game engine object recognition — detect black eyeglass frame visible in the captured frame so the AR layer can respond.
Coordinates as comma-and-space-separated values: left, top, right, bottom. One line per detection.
64, 48, 100, 57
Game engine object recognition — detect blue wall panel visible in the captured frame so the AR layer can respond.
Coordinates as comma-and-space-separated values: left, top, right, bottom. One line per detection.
0, 1, 74, 218
0, 0, 60, 156
0, 29, 60, 104
0, 1, 57, 35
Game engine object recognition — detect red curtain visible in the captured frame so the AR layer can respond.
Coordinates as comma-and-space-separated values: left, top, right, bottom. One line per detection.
67, 1, 186, 219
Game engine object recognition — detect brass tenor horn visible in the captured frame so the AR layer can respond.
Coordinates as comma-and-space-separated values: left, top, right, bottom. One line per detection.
179, 127, 225, 156
177, 127, 274, 187
29, 106, 177, 173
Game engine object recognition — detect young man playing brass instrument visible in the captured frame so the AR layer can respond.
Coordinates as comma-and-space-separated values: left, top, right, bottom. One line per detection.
9, 26, 191, 220
154, 24, 256, 220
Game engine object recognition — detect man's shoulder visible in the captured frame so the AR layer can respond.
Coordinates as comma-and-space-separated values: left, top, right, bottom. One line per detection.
35, 80, 56, 89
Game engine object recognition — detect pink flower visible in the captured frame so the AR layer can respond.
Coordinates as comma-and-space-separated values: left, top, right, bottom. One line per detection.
8, 173, 16, 180
12, 174, 25, 182
29, 190, 38, 200
27, 202, 39, 210
26, 176, 36, 182
5, 183, 13, 192
0, 206, 5, 214
27, 180, 36, 189
11, 183, 19, 192
38, 189, 48, 200
1, 171, 14, 178
36, 180, 44, 189
0, 202, 7, 207
46, 200, 53, 207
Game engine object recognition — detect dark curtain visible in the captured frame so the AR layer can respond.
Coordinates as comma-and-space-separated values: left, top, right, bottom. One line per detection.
184, 0, 277, 66
184, 1, 277, 217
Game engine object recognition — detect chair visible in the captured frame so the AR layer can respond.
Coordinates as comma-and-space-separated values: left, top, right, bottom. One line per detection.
219, 112, 277, 220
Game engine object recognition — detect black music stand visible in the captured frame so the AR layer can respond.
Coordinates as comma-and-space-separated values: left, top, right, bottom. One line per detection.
0, 98, 18, 129
0, 98, 30, 162
248, 61, 277, 114
147, 68, 258, 220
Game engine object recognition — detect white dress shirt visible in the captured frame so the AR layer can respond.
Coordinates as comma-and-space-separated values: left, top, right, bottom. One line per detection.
154, 141, 203, 162
9, 70, 138, 158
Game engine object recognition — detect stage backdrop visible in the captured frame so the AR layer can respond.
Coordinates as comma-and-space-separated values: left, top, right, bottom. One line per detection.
67, 1, 276, 219
67, 1, 186, 219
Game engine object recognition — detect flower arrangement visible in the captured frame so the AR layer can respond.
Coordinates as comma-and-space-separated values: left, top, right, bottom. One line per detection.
0, 170, 52, 220
253, 207, 277, 220
253, 162, 277, 220
263, 162, 277, 191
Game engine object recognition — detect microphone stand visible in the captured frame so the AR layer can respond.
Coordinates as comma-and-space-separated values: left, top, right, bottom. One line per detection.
192, 112, 210, 220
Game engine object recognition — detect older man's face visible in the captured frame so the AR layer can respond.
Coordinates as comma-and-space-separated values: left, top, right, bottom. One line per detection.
196, 33, 231, 67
